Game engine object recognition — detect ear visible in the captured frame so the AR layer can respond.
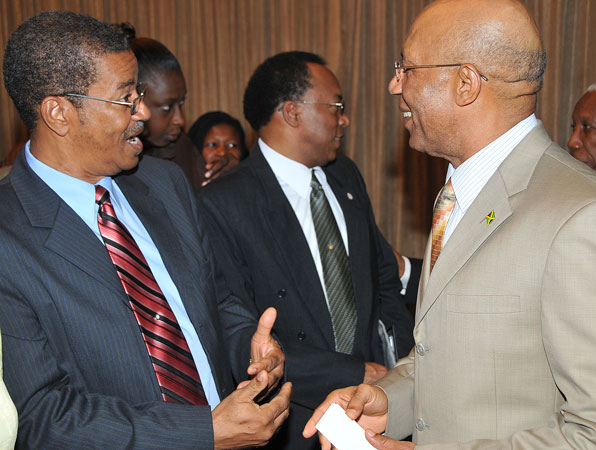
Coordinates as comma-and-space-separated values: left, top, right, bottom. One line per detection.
279, 100, 301, 128
455, 64, 482, 107
39, 96, 74, 137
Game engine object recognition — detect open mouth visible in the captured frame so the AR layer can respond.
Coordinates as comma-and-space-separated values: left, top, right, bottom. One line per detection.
126, 135, 143, 154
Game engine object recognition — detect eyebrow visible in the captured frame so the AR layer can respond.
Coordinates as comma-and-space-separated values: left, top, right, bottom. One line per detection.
117, 79, 136, 90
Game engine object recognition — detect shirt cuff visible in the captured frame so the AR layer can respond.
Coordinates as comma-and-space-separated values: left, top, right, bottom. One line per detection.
399, 256, 411, 296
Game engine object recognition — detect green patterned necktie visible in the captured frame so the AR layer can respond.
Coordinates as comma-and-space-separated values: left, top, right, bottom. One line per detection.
310, 171, 357, 354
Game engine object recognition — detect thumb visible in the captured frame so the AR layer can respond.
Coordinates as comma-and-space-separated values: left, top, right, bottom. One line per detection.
365, 429, 394, 449
253, 307, 277, 342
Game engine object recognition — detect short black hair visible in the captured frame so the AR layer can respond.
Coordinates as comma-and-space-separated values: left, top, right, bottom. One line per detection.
188, 111, 248, 160
129, 37, 182, 85
3, 11, 130, 131
243, 51, 326, 131
111, 22, 137, 42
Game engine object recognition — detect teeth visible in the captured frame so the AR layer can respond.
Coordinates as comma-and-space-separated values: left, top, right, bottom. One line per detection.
128, 136, 139, 144
403, 112, 412, 118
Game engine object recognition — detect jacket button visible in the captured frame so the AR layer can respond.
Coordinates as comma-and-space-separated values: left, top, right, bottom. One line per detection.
277, 289, 287, 298
415, 418, 427, 431
416, 343, 428, 356
297, 331, 306, 341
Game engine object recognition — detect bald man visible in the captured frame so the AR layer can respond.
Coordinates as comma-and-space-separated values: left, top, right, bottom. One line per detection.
568, 84, 596, 170
304, 0, 596, 448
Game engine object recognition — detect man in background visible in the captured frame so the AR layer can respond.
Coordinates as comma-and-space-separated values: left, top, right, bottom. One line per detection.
197, 51, 415, 450
568, 83, 596, 170
1, 11, 290, 448
305, 0, 596, 448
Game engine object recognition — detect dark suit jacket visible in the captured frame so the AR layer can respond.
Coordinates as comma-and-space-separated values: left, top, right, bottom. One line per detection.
197, 144, 415, 450
0, 151, 239, 449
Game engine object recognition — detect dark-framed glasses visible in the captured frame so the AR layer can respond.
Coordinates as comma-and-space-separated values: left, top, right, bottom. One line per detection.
294, 100, 345, 114
394, 60, 488, 82
64, 84, 146, 115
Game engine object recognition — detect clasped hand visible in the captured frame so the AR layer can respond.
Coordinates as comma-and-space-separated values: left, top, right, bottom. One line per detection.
303, 384, 415, 450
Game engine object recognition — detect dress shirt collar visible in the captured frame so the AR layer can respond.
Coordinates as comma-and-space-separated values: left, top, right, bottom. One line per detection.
445, 113, 538, 214
259, 137, 327, 198
25, 141, 117, 233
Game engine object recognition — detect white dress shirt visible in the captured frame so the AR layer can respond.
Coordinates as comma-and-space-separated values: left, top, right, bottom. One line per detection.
25, 142, 220, 408
259, 138, 349, 306
443, 114, 539, 246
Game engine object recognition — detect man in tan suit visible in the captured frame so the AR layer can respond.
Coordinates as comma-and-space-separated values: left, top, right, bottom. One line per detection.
304, 0, 596, 448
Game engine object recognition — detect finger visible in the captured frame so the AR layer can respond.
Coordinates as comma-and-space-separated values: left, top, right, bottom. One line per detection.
303, 399, 334, 437
236, 380, 251, 389
264, 381, 292, 418
318, 432, 334, 450
345, 385, 372, 420
365, 429, 400, 449
240, 370, 268, 400
253, 307, 277, 342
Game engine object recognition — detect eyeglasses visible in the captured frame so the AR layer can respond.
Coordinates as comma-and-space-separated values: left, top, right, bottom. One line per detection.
394, 60, 488, 82
294, 100, 345, 114
64, 85, 146, 115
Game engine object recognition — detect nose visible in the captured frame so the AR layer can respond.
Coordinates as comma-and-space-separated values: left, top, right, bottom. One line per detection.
568, 128, 582, 153
133, 98, 151, 121
216, 144, 226, 156
339, 111, 350, 127
388, 74, 402, 95
172, 105, 185, 128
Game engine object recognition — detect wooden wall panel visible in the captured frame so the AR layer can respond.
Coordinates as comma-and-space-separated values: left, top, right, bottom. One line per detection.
1, 0, 595, 257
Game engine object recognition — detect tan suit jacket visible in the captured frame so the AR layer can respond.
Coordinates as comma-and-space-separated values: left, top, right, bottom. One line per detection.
0, 334, 17, 450
378, 124, 596, 449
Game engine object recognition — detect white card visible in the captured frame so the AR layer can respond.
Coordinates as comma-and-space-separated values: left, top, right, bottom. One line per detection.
315, 403, 377, 450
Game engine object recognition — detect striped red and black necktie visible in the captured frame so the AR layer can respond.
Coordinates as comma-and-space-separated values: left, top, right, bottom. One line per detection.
95, 185, 207, 405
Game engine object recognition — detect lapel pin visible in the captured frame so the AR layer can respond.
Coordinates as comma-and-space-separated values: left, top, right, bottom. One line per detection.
347, 193, 353, 200
485, 210, 495, 225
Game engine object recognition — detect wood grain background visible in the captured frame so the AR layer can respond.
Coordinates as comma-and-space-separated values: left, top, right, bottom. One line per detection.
1, 0, 595, 257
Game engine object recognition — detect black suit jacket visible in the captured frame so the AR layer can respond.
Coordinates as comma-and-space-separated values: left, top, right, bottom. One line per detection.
197, 144, 415, 450
0, 151, 239, 449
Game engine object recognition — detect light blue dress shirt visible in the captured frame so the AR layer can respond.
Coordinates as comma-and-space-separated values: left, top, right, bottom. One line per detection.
25, 142, 220, 409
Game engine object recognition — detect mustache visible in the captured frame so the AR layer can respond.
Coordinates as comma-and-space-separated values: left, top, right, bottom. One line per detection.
124, 122, 145, 140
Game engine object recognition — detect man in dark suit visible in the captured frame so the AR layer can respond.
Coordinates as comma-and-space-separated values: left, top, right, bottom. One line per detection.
197, 51, 415, 450
0, 11, 290, 449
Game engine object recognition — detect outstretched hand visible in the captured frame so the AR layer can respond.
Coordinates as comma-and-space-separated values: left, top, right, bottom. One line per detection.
303, 384, 389, 450
244, 307, 284, 392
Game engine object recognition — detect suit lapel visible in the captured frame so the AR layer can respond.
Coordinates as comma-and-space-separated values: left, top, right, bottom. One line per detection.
416, 123, 552, 326
250, 146, 336, 348
11, 152, 126, 298
416, 175, 512, 325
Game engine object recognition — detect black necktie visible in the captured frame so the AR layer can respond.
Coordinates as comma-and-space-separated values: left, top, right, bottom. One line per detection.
309, 171, 357, 354
95, 185, 207, 405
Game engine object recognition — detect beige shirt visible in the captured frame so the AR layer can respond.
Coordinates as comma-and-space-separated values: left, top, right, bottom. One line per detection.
0, 335, 18, 450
